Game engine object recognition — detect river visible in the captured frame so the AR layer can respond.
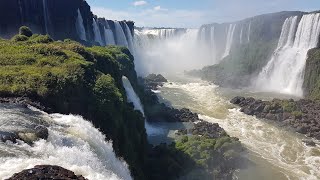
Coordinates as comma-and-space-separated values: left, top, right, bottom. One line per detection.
148, 75, 320, 180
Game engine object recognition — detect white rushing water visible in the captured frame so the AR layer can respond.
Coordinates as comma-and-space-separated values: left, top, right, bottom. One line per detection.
104, 27, 116, 45
121, 76, 163, 136
247, 21, 251, 43
157, 77, 320, 180
124, 24, 134, 53
222, 24, 236, 58
210, 26, 217, 63
240, 26, 243, 44
75, 9, 87, 41
0, 104, 132, 180
255, 13, 320, 96
114, 21, 129, 48
93, 18, 103, 45
134, 28, 212, 76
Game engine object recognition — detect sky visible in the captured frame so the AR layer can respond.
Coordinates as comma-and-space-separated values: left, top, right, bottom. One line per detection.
87, 0, 320, 28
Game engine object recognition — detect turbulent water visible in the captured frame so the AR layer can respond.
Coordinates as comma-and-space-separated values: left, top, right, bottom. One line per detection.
75, 9, 87, 41
104, 27, 116, 45
0, 104, 132, 180
151, 76, 320, 180
255, 13, 320, 96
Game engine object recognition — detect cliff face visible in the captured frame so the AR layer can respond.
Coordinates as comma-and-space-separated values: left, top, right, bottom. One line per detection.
194, 11, 305, 88
0, 0, 134, 46
303, 48, 320, 99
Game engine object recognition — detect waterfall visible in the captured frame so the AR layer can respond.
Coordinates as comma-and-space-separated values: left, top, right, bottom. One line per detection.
124, 24, 134, 53
240, 26, 243, 44
93, 18, 103, 45
114, 21, 129, 47
104, 27, 116, 45
0, 105, 132, 180
42, 0, 50, 34
222, 24, 236, 58
255, 13, 320, 96
122, 76, 145, 116
75, 9, 87, 41
247, 22, 251, 42
210, 26, 216, 62
134, 28, 211, 76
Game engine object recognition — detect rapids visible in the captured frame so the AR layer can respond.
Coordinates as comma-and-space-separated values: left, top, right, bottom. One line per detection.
153, 76, 320, 180
0, 104, 132, 180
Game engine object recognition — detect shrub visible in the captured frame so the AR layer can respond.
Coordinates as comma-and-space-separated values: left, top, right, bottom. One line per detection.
11, 35, 28, 42
19, 26, 33, 37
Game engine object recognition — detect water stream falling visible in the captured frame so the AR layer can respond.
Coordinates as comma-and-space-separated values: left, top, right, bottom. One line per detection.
0, 104, 132, 180
222, 24, 236, 58
93, 18, 103, 45
42, 0, 50, 34
124, 24, 134, 53
247, 21, 251, 43
255, 13, 320, 96
75, 9, 87, 41
104, 27, 116, 45
114, 22, 129, 48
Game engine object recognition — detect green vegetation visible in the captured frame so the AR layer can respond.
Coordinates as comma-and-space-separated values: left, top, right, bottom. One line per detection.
19, 26, 33, 37
0, 28, 147, 179
147, 135, 243, 180
303, 48, 320, 100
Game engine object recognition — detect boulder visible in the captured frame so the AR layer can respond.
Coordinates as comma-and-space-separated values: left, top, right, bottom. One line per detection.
6, 165, 87, 180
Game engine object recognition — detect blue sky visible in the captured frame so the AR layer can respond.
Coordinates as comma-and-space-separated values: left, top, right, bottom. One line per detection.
87, 0, 320, 28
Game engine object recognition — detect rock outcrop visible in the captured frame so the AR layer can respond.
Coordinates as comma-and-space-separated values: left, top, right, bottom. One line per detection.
0, 0, 134, 46
231, 96, 320, 140
7, 165, 87, 180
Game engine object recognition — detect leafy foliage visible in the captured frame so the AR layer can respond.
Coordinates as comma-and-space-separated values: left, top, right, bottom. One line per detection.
19, 26, 33, 37
0, 29, 147, 179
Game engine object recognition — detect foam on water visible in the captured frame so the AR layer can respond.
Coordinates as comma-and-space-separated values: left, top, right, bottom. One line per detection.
0, 106, 132, 180
160, 79, 320, 180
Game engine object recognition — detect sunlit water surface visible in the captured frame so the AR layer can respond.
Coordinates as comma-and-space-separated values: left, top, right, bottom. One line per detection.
148, 75, 320, 180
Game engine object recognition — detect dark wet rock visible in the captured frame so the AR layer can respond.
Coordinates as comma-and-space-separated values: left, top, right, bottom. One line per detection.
6, 165, 87, 180
302, 140, 316, 147
0, 97, 51, 113
176, 129, 188, 135
35, 126, 49, 140
143, 74, 168, 90
0, 131, 19, 143
191, 121, 227, 138
231, 96, 320, 140
148, 106, 200, 123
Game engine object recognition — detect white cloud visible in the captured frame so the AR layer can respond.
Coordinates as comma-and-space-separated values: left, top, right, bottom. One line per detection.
92, 6, 208, 28
153, 6, 168, 11
133, 1, 147, 6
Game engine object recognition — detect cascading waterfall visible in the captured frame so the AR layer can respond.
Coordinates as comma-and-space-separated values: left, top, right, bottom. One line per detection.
42, 0, 50, 34
121, 76, 145, 116
104, 27, 116, 45
255, 13, 320, 96
93, 18, 103, 45
222, 24, 236, 58
124, 24, 134, 53
121, 76, 162, 135
0, 104, 132, 180
247, 21, 251, 42
134, 28, 212, 76
210, 26, 217, 62
240, 26, 243, 44
75, 9, 87, 41
114, 21, 129, 47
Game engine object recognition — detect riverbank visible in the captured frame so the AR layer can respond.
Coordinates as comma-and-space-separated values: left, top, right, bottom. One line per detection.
140, 74, 246, 179
231, 96, 320, 142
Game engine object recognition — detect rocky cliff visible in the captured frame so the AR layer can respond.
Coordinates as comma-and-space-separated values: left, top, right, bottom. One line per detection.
191, 11, 306, 88
0, 0, 134, 46
303, 48, 320, 99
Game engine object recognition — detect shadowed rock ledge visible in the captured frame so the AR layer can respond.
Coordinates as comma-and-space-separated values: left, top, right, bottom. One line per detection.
6, 165, 87, 180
